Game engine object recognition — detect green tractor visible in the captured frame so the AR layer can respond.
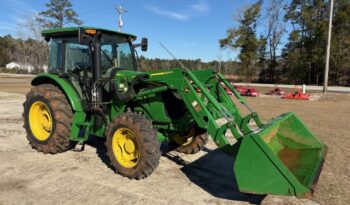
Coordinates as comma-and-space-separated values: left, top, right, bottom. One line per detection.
23, 27, 327, 197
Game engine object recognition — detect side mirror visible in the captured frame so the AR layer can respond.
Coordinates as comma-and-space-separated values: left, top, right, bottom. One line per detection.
132, 37, 148, 51
141, 38, 148, 51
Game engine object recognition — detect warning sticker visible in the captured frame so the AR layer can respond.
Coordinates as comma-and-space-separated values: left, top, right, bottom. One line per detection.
192, 101, 201, 112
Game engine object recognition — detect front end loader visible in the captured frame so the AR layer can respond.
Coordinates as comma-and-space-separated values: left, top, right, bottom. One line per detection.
23, 27, 327, 197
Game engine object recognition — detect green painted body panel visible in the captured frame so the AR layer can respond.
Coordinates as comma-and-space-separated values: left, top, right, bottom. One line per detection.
71, 111, 87, 142
138, 94, 172, 123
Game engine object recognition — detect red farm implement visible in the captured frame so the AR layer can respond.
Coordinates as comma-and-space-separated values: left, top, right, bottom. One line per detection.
282, 87, 310, 100
266, 85, 285, 96
231, 83, 260, 97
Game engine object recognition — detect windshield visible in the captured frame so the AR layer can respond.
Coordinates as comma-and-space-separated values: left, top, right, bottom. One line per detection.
100, 34, 135, 71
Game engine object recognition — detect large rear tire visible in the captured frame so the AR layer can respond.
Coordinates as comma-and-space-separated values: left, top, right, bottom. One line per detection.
105, 112, 161, 179
23, 84, 73, 154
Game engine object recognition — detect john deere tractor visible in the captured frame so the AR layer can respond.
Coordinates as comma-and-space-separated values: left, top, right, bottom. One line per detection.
23, 27, 327, 197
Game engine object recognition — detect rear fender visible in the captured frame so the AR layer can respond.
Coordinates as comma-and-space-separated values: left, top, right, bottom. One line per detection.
31, 73, 83, 112
31, 73, 86, 142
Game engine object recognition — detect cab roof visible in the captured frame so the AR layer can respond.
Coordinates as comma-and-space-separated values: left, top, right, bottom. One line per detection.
41, 26, 137, 38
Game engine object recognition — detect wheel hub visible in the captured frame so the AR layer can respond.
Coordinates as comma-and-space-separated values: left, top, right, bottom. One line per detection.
124, 139, 136, 154
28, 101, 52, 141
112, 128, 140, 168
172, 127, 195, 146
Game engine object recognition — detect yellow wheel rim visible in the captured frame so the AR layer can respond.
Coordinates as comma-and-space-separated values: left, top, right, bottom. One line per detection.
172, 127, 195, 146
29, 101, 53, 141
112, 128, 140, 168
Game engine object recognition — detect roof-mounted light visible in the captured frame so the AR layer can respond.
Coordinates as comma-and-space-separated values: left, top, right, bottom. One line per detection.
85, 29, 97, 35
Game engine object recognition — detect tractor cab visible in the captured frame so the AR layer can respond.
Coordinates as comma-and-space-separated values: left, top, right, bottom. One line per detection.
42, 27, 142, 73
42, 27, 148, 103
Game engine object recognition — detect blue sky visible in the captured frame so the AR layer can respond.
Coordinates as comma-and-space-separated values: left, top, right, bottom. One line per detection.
0, 0, 289, 62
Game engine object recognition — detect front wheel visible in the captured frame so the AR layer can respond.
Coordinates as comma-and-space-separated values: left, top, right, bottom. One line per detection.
170, 126, 208, 154
105, 112, 161, 179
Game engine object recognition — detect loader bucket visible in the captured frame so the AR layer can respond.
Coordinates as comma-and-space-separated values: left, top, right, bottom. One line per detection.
233, 112, 327, 197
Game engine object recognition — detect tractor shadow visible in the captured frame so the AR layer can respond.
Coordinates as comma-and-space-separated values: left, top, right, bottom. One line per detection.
162, 144, 265, 204
86, 137, 265, 204
85, 137, 114, 170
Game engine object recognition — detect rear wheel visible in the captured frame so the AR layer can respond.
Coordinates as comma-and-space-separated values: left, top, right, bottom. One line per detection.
171, 126, 208, 154
23, 84, 73, 154
105, 112, 161, 179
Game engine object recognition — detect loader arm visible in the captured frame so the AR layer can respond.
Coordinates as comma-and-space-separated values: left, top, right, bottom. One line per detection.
144, 68, 327, 197
145, 68, 264, 153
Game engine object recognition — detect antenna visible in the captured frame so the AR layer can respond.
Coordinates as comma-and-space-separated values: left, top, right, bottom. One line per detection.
116, 5, 127, 31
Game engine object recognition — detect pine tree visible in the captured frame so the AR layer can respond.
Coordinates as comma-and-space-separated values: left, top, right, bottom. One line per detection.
283, 0, 328, 84
0, 36, 13, 66
219, 0, 263, 82
330, 0, 350, 85
37, 0, 83, 28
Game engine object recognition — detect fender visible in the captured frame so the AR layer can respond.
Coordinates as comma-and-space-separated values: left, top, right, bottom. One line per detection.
31, 73, 84, 112
31, 73, 87, 142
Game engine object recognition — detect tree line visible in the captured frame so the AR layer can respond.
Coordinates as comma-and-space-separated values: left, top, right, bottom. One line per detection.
220, 0, 350, 85
0, 35, 47, 73
138, 56, 240, 75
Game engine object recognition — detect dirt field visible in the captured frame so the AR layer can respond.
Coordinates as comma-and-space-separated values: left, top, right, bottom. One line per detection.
0, 75, 349, 205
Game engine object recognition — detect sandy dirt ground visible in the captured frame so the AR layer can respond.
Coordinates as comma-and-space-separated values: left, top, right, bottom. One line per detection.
0, 75, 349, 205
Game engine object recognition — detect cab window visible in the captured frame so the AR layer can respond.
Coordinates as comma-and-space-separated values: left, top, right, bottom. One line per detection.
48, 38, 91, 73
